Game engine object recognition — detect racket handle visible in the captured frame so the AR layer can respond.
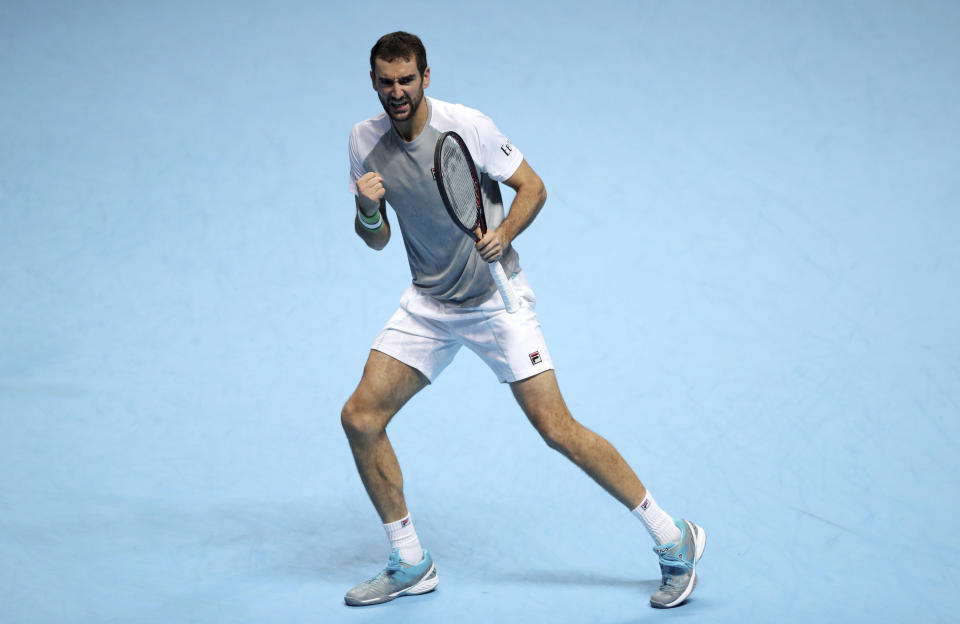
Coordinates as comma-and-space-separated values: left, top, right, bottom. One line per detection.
489, 260, 520, 313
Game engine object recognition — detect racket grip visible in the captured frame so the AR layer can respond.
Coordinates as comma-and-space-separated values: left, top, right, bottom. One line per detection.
489, 260, 520, 313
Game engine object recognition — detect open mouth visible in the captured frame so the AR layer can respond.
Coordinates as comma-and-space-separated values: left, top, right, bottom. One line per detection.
389, 97, 410, 115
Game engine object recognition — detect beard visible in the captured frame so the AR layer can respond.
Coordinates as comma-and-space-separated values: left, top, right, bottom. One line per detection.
380, 89, 423, 121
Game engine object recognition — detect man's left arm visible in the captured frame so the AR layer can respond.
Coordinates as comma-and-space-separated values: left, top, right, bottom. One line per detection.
475, 159, 547, 262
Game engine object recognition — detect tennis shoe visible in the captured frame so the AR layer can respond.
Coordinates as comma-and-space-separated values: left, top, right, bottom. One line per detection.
344, 549, 438, 607
650, 518, 706, 608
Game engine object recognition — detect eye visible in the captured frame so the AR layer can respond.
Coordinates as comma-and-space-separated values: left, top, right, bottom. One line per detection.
398, 76, 415, 85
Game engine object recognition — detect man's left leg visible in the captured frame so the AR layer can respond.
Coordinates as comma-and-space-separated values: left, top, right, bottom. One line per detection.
509, 370, 646, 508
509, 370, 706, 608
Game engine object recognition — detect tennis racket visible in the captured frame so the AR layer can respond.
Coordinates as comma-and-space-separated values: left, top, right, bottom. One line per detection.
434, 131, 521, 313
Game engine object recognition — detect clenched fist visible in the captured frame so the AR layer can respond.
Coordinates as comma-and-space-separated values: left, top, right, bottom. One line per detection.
356, 172, 385, 216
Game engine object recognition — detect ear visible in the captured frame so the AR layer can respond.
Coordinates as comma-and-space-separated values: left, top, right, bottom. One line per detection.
370, 70, 377, 90
422, 66, 430, 89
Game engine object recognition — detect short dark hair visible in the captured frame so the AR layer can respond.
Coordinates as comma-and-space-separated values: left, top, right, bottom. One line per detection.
370, 31, 428, 76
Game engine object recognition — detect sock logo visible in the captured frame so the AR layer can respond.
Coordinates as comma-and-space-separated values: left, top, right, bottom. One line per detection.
401, 518, 410, 528
641, 498, 650, 511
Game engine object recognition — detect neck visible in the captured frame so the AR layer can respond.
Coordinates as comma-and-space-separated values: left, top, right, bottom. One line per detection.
393, 98, 429, 142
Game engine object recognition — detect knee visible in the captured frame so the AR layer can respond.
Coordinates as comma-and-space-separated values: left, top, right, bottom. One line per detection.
341, 397, 387, 442
533, 412, 578, 454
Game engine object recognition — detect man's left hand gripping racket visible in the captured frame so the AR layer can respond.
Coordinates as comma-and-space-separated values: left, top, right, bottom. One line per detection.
434, 131, 521, 313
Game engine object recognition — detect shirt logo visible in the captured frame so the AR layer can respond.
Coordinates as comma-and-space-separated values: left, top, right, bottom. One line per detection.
430, 167, 436, 180
501, 142, 513, 156
529, 351, 542, 365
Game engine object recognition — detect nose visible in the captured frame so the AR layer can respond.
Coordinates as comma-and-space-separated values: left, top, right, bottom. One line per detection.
390, 82, 404, 98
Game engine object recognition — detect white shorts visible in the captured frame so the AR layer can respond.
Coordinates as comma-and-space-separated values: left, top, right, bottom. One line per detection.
372, 271, 555, 383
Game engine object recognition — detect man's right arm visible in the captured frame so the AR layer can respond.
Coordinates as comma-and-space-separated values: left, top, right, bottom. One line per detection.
354, 171, 390, 251
354, 195, 390, 250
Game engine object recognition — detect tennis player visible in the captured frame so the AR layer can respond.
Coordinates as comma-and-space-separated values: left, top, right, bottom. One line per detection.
342, 31, 705, 609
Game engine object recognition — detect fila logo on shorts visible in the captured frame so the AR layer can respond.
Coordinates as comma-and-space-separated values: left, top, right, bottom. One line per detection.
529, 351, 542, 365
501, 142, 513, 156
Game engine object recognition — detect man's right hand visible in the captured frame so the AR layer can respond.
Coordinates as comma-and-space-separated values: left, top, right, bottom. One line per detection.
356, 172, 386, 216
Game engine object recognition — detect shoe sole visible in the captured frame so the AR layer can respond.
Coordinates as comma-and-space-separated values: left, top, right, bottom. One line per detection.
404, 564, 440, 596
344, 562, 439, 607
651, 521, 707, 609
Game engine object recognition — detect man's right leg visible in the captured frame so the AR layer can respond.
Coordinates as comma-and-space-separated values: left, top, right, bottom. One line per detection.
341, 349, 429, 524
340, 349, 439, 606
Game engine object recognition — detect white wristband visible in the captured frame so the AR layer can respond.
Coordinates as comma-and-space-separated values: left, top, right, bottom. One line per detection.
357, 206, 383, 231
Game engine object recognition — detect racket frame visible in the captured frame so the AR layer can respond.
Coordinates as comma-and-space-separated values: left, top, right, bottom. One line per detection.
435, 131, 488, 239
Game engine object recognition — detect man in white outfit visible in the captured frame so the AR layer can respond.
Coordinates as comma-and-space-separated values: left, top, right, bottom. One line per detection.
341, 30, 706, 610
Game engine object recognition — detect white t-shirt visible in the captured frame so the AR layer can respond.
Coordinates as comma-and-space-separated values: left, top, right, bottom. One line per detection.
348, 97, 524, 305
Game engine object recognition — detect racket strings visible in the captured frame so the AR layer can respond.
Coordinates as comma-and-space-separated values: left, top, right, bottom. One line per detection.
438, 139, 481, 230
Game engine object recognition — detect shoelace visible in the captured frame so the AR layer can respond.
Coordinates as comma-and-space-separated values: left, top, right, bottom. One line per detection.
363, 570, 387, 586
363, 558, 406, 586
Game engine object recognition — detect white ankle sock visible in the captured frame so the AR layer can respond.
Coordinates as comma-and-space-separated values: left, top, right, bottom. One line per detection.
384, 514, 424, 563
632, 492, 681, 546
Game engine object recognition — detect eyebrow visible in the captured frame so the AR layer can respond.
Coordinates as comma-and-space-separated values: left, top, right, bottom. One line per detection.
377, 74, 417, 85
